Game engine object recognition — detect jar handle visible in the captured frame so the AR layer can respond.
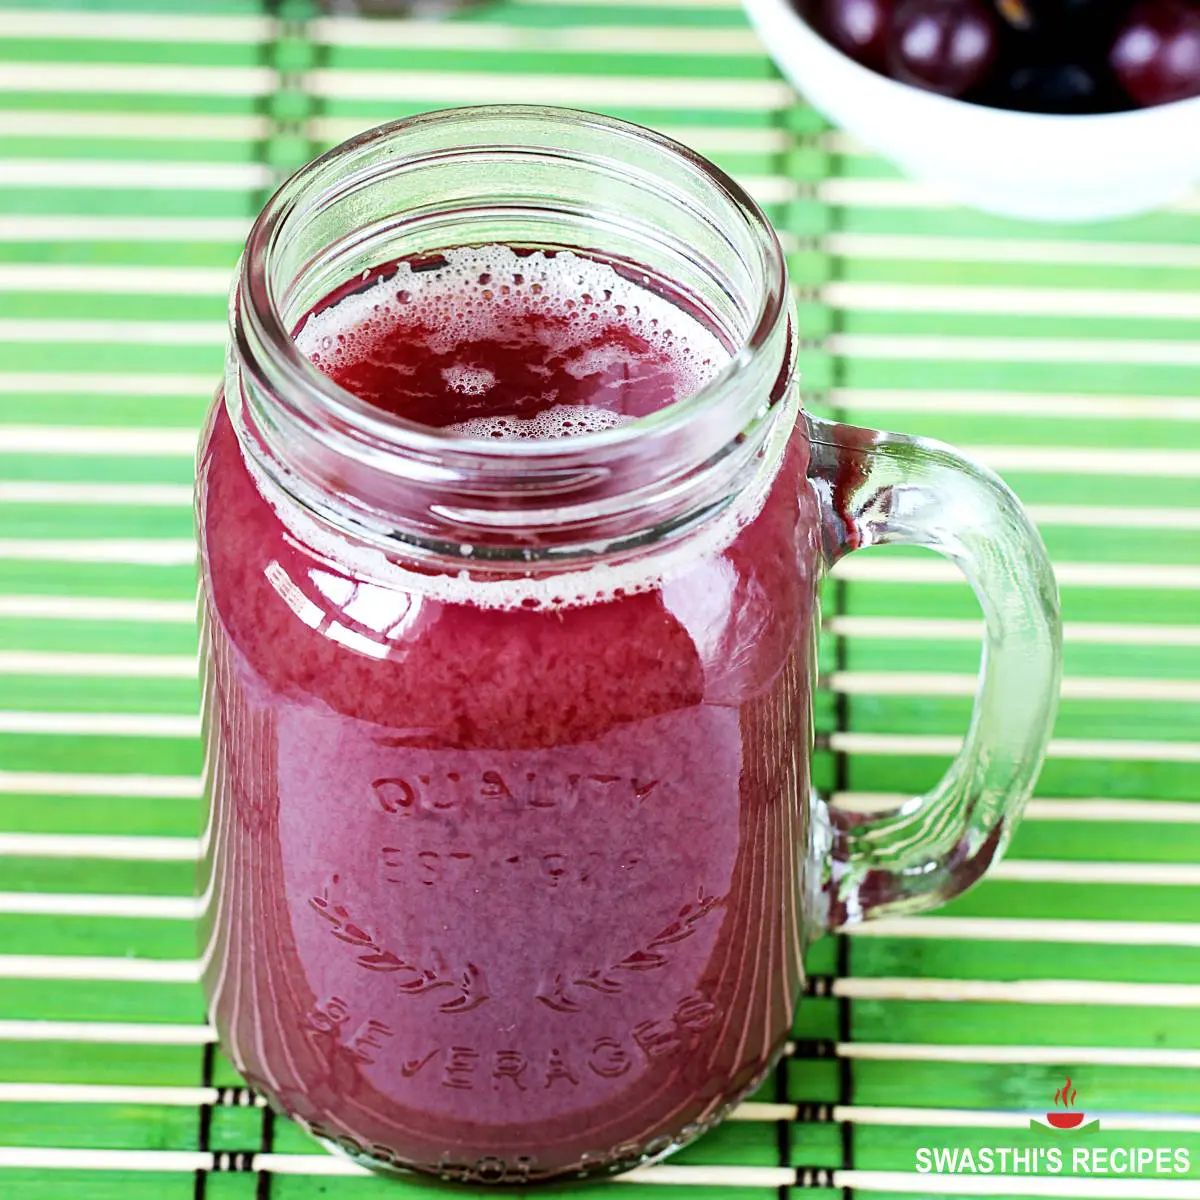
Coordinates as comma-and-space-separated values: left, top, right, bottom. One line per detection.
806, 413, 1062, 928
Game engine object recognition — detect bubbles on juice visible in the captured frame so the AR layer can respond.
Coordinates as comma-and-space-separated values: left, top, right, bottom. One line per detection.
448, 405, 633, 442
441, 365, 496, 396
562, 343, 643, 382
294, 245, 729, 414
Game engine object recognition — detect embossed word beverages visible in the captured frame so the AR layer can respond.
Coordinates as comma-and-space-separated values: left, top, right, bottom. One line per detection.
199, 245, 817, 1181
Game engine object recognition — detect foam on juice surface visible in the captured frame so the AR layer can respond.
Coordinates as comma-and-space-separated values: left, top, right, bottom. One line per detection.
254, 245, 790, 613
294, 245, 730, 430
447, 405, 633, 441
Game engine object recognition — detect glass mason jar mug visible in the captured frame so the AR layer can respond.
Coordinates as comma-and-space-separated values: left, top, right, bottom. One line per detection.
197, 106, 1061, 1185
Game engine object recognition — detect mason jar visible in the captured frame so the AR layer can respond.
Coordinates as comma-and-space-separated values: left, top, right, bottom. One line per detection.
197, 105, 1060, 1185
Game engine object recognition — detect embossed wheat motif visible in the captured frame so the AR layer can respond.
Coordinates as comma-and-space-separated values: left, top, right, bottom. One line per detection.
536, 887, 722, 1013
310, 883, 490, 1014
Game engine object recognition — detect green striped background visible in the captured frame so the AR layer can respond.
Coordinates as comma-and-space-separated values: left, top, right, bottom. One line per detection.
0, 1, 1198, 1197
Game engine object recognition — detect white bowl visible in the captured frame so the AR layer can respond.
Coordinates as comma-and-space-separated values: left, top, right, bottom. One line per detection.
742, 0, 1200, 222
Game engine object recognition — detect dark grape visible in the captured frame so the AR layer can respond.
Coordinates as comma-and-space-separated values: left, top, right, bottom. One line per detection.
818, 0, 894, 70
1110, 0, 1200, 106
887, 0, 1000, 96
1003, 61, 1104, 111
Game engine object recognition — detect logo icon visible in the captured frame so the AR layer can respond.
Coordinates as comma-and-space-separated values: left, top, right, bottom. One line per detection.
1031, 1076, 1099, 1135
1047, 1076, 1084, 1130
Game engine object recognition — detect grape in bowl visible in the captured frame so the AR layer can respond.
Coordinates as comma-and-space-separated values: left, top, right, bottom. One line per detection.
742, 0, 1200, 220
813, 0, 1200, 112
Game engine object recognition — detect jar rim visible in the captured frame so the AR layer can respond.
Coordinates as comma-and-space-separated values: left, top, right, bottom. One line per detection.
238, 103, 789, 467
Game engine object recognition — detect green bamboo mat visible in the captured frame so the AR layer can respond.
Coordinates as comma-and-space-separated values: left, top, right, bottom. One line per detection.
1, 1, 1199, 1197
